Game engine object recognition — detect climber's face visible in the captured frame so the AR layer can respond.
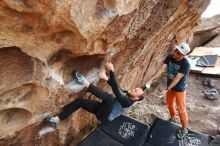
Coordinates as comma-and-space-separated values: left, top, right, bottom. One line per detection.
128, 88, 144, 101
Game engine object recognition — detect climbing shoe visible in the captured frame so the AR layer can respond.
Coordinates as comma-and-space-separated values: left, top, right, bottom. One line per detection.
204, 89, 219, 100
208, 79, 215, 88
177, 129, 188, 139
45, 117, 57, 128
202, 78, 215, 88
73, 70, 85, 84
202, 78, 209, 86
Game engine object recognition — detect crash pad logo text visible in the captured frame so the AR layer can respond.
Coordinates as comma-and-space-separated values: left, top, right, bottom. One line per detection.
118, 122, 136, 139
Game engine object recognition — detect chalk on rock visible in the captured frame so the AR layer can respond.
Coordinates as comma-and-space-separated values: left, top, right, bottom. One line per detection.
37, 127, 55, 139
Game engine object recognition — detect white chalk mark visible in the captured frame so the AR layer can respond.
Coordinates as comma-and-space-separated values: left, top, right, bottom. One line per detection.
48, 68, 64, 85
97, 9, 116, 19
106, 50, 117, 61
67, 68, 100, 91
37, 127, 55, 138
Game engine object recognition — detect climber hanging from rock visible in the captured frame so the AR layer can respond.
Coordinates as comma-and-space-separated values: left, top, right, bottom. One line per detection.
145, 43, 191, 139
45, 61, 145, 128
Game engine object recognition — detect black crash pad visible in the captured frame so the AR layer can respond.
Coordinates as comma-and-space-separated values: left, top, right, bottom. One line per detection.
145, 118, 213, 146
99, 115, 150, 146
78, 115, 150, 146
78, 128, 123, 146
209, 135, 220, 146
79, 116, 215, 146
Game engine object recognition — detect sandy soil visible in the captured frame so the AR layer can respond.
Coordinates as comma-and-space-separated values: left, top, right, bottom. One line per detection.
126, 73, 220, 136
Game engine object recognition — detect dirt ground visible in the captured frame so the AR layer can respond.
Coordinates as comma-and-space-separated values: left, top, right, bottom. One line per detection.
126, 73, 220, 136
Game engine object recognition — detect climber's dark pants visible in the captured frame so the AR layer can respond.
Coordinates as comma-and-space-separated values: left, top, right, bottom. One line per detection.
58, 84, 114, 122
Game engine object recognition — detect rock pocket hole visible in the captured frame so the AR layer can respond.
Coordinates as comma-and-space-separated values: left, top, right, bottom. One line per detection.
0, 47, 34, 94
0, 84, 34, 107
0, 108, 32, 137
48, 49, 105, 84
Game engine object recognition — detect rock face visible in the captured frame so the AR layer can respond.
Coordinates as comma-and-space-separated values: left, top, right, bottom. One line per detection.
198, 14, 220, 47
191, 14, 220, 48
0, 0, 210, 145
